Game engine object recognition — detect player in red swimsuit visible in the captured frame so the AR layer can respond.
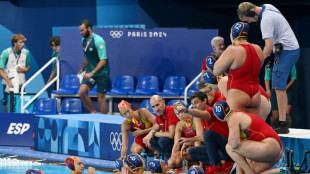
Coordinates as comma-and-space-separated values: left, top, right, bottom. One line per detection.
213, 100, 282, 174
118, 100, 156, 156
213, 22, 264, 117
168, 101, 204, 169
218, 76, 271, 120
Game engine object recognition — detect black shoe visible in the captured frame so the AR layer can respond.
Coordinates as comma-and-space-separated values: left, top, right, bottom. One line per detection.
274, 121, 290, 134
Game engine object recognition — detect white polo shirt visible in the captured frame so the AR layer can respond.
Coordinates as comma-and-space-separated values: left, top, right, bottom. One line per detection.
260, 4, 299, 50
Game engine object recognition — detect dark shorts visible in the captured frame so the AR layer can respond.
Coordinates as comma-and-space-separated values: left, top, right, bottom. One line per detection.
272, 49, 300, 90
81, 74, 109, 94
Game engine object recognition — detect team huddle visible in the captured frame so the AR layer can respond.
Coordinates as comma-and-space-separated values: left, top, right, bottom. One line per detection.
114, 2, 300, 174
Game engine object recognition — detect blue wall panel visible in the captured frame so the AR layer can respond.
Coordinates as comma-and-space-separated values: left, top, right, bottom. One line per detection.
60, 28, 217, 88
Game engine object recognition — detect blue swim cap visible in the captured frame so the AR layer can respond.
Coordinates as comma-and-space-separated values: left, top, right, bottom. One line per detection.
166, 169, 176, 174
124, 154, 144, 171
203, 70, 218, 86
26, 169, 44, 174
213, 100, 231, 121
147, 159, 165, 173
206, 55, 217, 71
188, 165, 204, 174
231, 22, 249, 42
115, 156, 125, 170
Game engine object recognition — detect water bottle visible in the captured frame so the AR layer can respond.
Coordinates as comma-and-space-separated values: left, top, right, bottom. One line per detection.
182, 158, 188, 174
141, 150, 148, 167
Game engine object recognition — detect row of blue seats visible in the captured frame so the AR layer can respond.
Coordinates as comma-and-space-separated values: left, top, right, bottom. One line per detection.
52, 75, 200, 97
33, 98, 186, 115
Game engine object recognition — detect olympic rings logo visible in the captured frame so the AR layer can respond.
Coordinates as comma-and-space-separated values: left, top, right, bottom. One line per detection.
110, 31, 123, 38
110, 132, 122, 151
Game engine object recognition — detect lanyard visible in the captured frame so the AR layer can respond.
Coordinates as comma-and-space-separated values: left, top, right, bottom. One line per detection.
84, 37, 93, 52
14, 52, 21, 65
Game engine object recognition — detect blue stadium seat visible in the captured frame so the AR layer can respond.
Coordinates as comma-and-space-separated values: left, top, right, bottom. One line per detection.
128, 76, 159, 95
60, 98, 82, 114
52, 75, 80, 95
140, 99, 156, 116
33, 98, 57, 114
182, 78, 200, 97
107, 75, 135, 95
167, 99, 187, 107
157, 76, 186, 96
88, 85, 97, 95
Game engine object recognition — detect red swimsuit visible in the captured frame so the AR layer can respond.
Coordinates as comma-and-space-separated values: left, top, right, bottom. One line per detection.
227, 44, 261, 97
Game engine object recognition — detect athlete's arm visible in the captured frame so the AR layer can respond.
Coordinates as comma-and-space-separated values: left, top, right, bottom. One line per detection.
171, 121, 183, 156
227, 114, 241, 149
121, 120, 131, 156
213, 46, 235, 76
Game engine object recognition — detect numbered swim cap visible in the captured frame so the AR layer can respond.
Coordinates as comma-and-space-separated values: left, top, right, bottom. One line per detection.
124, 154, 144, 171
188, 165, 204, 174
147, 158, 165, 174
115, 156, 125, 170
213, 100, 231, 121
203, 70, 218, 86
231, 22, 249, 42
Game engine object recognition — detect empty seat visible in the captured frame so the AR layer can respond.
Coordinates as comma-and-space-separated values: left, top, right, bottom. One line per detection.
33, 98, 57, 114
182, 78, 200, 97
52, 75, 80, 95
128, 76, 159, 95
60, 98, 82, 114
140, 99, 156, 116
107, 75, 135, 95
157, 76, 187, 96
167, 99, 187, 107
88, 85, 97, 95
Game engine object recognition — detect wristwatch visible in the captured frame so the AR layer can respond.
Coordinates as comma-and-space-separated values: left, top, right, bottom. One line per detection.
91, 70, 95, 74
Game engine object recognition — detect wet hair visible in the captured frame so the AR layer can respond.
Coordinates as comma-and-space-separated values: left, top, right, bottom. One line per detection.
49, 36, 60, 46
79, 19, 93, 30
11, 34, 26, 46
189, 91, 208, 102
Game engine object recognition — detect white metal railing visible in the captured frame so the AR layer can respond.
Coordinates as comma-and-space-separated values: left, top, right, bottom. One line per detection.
21, 57, 59, 113
183, 72, 202, 105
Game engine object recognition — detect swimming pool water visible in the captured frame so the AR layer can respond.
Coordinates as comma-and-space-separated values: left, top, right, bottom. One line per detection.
0, 158, 112, 174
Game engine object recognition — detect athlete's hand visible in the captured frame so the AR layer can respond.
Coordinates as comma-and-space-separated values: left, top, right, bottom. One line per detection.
131, 128, 144, 137
143, 132, 153, 147
87, 166, 95, 174
180, 143, 190, 158
84, 72, 93, 79
178, 137, 193, 145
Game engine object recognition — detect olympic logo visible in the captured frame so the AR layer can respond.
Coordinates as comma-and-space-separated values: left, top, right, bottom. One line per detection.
110, 132, 122, 151
110, 31, 123, 38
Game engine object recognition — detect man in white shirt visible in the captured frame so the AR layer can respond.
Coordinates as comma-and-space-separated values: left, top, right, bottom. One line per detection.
237, 2, 300, 134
